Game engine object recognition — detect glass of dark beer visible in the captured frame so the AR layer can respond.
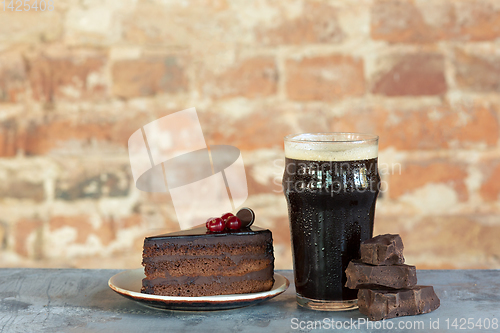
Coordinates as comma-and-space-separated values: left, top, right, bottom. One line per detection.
283, 133, 380, 311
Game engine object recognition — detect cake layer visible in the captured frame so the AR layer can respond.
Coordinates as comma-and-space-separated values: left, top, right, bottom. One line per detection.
143, 266, 273, 287
144, 257, 272, 278
143, 253, 270, 264
142, 278, 274, 297
143, 242, 271, 257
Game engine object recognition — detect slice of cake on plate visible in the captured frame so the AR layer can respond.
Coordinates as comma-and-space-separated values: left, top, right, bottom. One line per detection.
141, 224, 275, 297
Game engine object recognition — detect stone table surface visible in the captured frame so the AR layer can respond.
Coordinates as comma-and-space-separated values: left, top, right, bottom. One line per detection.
0, 269, 499, 333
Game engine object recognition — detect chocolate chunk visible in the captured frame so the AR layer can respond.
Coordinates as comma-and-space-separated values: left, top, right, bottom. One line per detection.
345, 260, 417, 289
360, 234, 405, 265
236, 207, 255, 228
358, 286, 440, 321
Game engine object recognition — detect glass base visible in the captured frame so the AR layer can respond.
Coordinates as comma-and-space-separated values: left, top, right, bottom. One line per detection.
296, 295, 358, 311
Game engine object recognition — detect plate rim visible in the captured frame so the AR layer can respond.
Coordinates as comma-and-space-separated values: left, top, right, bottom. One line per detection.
108, 268, 289, 303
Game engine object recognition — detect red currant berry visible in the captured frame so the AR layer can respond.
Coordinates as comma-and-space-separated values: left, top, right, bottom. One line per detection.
221, 212, 234, 221
226, 216, 242, 230
207, 217, 225, 232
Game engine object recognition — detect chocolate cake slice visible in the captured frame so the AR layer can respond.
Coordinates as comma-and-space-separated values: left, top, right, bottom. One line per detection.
141, 225, 275, 297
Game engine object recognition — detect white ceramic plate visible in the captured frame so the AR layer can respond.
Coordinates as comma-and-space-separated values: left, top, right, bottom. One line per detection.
108, 268, 289, 311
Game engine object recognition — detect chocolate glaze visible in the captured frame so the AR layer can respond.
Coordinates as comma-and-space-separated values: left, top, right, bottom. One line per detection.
147, 225, 267, 239
143, 225, 272, 247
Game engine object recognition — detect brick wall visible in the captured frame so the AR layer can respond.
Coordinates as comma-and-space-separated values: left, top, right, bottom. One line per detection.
1, 0, 499, 270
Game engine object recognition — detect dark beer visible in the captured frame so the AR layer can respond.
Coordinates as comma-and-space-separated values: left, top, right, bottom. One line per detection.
283, 154, 380, 303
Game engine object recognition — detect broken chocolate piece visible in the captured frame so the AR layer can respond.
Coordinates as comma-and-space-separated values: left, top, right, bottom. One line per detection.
345, 260, 417, 289
360, 234, 405, 265
236, 207, 255, 228
358, 286, 440, 321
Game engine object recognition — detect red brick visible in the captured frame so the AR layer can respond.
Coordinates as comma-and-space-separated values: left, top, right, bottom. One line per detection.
142, 192, 173, 205
266, 215, 293, 269
28, 53, 107, 102
268, 215, 291, 246
295, 107, 331, 133
0, 119, 21, 157
371, 0, 452, 43
50, 216, 92, 244
122, 1, 229, 45
331, 102, 499, 150
376, 215, 500, 269
480, 161, 500, 202
200, 57, 277, 99
371, 0, 500, 43
133, 234, 146, 253
0, 53, 27, 102
381, 104, 499, 150
204, 104, 329, 153
456, 1, 500, 41
200, 107, 293, 150
388, 161, 468, 200
23, 112, 152, 155
0, 11, 61, 44
0, 178, 45, 202
14, 218, 43, 258
454, 49, 500, 93
257, 2, 344, 45
24, 119, 111, 155
49, 215, 116, 246
245, 166, 274, 196
97, 219, 116, 246
122, 3, 175, 44
286, 55, 365, 101
99, 215, 143, 246
0, 222, 6, 250
116, 214, 143, 229
112, 56, 188, 98
55, 165, 131, 200
371, 53, 446, 96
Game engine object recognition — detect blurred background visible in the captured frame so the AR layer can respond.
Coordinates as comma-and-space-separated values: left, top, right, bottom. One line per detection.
0, 0, 499, 270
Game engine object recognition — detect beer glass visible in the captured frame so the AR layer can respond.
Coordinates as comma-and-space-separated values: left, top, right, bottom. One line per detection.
282, 133, 380, 311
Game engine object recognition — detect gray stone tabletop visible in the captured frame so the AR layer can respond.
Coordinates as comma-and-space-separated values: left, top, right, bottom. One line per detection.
0, 269, 499, 333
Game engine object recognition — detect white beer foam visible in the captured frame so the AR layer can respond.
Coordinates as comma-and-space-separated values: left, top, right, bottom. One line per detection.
285, 136, 378, 162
